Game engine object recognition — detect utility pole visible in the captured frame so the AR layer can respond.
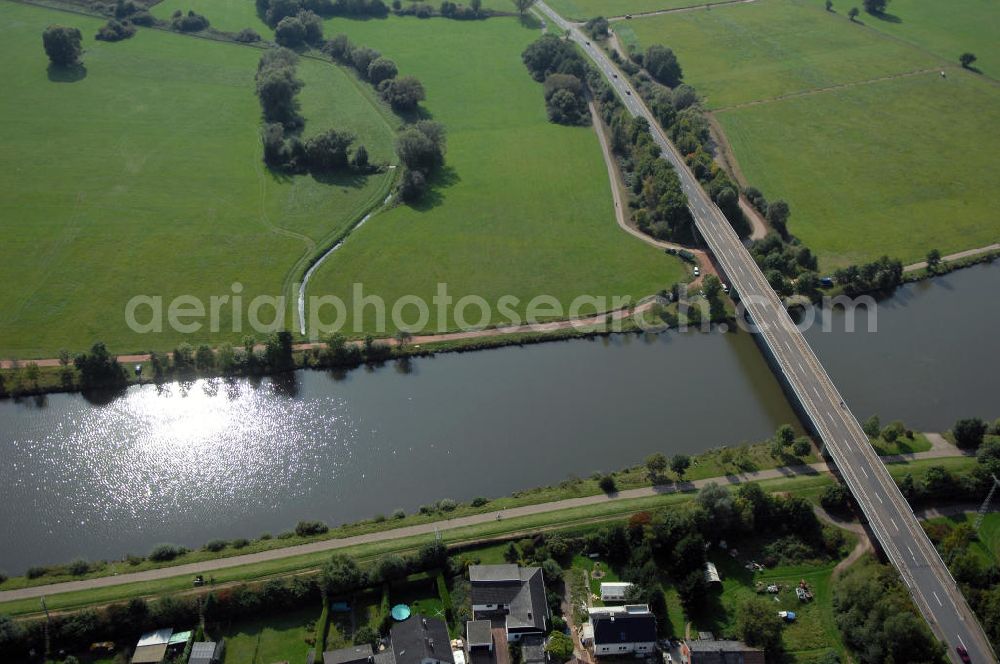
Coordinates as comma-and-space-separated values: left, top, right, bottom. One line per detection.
975, 474, 1000, 531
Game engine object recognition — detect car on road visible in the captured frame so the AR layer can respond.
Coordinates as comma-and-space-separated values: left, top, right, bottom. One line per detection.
625, 14, 632, 18
693, 266, 700, 277
722, 283, 729, 294
626, 90, 631, 95
612, 73, 618, 78
956, 645, 971, 663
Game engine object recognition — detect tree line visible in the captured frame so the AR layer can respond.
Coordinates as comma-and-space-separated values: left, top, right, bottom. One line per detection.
522, 35, 591, 126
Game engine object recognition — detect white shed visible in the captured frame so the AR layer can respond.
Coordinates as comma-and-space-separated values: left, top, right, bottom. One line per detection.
599, 582, 634, 602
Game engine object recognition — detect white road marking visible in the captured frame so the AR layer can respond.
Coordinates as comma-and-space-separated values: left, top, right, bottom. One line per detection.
932, 591, 943, 607
861, 466, 869, 478
907, 545, 916, 559
890, 517, 899, 532
876, 493, 884, 504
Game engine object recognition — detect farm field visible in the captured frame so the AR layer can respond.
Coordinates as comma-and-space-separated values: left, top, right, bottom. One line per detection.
305, 15, 684, 334
626, 0, 1000, 268
627, 0, 940, 109
717, 71, 1000, 267
0, 0, 395, 357
546, 0, 706, 21
859, 0, 1000, 77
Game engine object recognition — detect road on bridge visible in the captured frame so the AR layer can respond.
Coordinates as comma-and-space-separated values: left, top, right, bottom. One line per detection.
535, 4, 996, 661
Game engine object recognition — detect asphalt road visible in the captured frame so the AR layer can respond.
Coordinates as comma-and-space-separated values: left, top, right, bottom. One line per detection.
535, 4, 997, 661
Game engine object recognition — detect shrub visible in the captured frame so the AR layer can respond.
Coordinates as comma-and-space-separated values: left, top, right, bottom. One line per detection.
68, 559, 90, 576
130, 11, 156, 26
26, 566, 47, 579
204, 540, 227, 552
231, 538, 250, 549
274, 16, 306, 47
42, 25, 83, 67
367, 56, 398, 84
953, 417, 987, 449
95, 20, 136, 42
378, 75, 425, 111
295, 520, 329, 537
171, 10, 210, 32
148, 544, 185, 562
277, 530, 295, 539
438, 498, 457, 512
598, 474, 617, 494
821, 483, 851, 514
235, 28, 262, 42
392, 508, 406, 519
259, 532, 272, 540
471, 496, 489, 507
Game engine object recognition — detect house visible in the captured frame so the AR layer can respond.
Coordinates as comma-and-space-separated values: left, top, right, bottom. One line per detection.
589, 605, 657, 657
682, 639, 764, 664
704, 562, 721, 586
466, 620, 493, 652
390, 616, 454, 664
132, 629, 173, 664
324, 644, 375, 664
188, 642, 223, 664
469, 564, 548, 642
599, 582, 634, 603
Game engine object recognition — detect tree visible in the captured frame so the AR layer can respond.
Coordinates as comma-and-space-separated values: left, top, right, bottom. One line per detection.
512, 0, 536, 17
792, 437, 812, 457
925, 248, 941, 272
297, 9, 323, 44
862, 414, 881, 438
862, 0, 888, 13
598, 474, 617, 494
351, 144, 370, 171
671, 454, 691, 479
766, 200, 790, 236
354, 624, 379, 649
74, 342, 126, 387
305, 129, 356, 171
821, 483, 851, 514
325, 555, 366, 595
645, 453, 668, 478
953, 417, 987, 449
775, 423, 796, 447
545, 631, 574, 662
395, 123, 445, 171
880, 420, 904, 444
960, 52, 977, 69
825, 0, 833, 10
378, 75, 426, 110
42, 25, 83, 67
671, 84, 698, 110
398, 168, 427, 202
736, 597, 783, 653
470, 0, 482, 14
584, 16, 609, 40
367, 57, 398, 84
274, 16, 306, 48
848, 6, 859, 20
644, 44, 682, 86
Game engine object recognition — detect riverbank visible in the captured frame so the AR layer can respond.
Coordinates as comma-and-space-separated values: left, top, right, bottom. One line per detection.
0, 454, 976, 618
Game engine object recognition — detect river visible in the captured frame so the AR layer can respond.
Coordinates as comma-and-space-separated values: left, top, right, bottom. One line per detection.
0, 262, 997, 573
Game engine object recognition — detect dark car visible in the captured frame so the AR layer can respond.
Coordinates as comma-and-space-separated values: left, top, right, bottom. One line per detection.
956, 645, 971, 663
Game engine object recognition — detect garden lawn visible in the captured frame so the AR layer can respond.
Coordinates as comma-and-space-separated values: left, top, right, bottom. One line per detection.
687, 550, 846, 658
571, 554, 622, 602
926, 512, 1000, 567
305, 15, 684, 334
627, 0, 940, 109
220, 606, 319, 664
547, 0, 708, 21
0, 1, 394, 357
869, 432, 932, 456
717, 71, 1000, 268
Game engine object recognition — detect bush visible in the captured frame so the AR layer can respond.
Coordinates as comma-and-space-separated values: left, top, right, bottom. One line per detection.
235, 28, 262, 42
204, 540, 227, 552
367, 57, 398, 84
438, 498, 457, 512
42, 25, 83, 67
231, 538, 250, 549
378, 75, 426, 111
148, 544, 185, 562
95, 19, 136, 42
295, 520, 329, 537
820, 483, 851, 514
392, 508, 406, 519
471, 496, 489, 507
26, 566, 47, 579
67, 559, 90, 576
274, 16, 306, 47
171, 10, 210, 32
953, 417, 987, 449
598, 474, 617, 494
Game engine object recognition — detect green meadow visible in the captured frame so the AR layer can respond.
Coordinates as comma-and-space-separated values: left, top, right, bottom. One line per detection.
627, 0, 1000, 268
546, 0, 704, 21
304, 15, 684, 334
0, 1, 394, 357
153, 0, 272, 35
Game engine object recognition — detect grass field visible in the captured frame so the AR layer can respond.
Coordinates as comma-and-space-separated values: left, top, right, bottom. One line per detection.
627, 0, 1000, 268
154, 0, 273, 35
0, 1, 396, 357
220, 606, 319, 664
546, 0, 706, 21
858, 0, 1000, 78
303, 15, 685, 334
869, 431, 932, 456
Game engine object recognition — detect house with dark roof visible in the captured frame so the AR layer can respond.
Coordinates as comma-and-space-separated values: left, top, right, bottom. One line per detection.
469, 564, 548, 643
324, 644, 375, 664
187, 642, 222, 664
466, 620, 493, 652
682, 639, 764, 664
390, 616, 454, 664
588, 605, 657, 657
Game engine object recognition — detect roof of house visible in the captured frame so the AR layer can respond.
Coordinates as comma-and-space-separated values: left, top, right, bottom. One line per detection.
391, 616, 455, 664
469, 565, 547, 634
687, 639, 765, 664
520, 634, 546, 664
469, 564, 520, 583
188, 642, 219, 664
324, 644, 374, 664
591, 611, 657, 645
466, 620, 493, 647
600, 582, 633, 590
169, 631, 192, 646
137, 629, 173, 647
132, 643, 168, 664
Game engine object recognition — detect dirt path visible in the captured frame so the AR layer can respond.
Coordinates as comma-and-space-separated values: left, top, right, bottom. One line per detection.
607, 0, 758, 21
0, 448, 967, 604
902, 243, 1000, 273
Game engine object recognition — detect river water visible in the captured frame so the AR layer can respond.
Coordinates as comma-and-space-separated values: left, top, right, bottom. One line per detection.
0, 262, 997, 573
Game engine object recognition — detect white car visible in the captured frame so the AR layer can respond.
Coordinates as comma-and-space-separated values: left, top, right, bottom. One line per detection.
693, 266, 701, 277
